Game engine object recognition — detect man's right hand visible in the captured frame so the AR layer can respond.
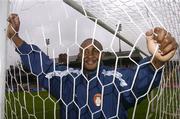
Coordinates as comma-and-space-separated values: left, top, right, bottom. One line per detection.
7, 14, 20, 39
7, 14, 24, 47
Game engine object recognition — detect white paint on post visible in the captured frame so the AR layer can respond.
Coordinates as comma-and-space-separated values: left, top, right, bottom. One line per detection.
0, 0, 9, 118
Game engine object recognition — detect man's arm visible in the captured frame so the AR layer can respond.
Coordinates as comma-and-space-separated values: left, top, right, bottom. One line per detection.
120, 28, 178, 109
119, 58, 162, 109
7, 14, 54, 75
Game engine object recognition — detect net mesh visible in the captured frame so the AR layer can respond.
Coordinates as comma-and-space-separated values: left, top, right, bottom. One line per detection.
5, 0, 180, 119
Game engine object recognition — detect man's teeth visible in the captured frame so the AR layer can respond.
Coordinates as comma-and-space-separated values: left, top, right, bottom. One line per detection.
86, 60, 95, 64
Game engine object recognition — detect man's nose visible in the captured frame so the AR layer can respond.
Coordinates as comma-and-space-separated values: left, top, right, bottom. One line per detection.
85, 50, 97, 58
88, 51, 94, 57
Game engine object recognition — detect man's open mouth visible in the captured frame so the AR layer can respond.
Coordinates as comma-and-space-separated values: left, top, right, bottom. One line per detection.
85, 59, 97, 65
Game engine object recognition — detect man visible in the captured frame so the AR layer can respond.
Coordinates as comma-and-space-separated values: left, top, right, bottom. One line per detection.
7, 14, 178, 119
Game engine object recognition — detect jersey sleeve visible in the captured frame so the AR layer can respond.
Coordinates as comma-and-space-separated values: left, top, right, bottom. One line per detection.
15, 42, 71, 99
15, 42, 55, 91
15, 42, 54, 75
117, 57, 163, 109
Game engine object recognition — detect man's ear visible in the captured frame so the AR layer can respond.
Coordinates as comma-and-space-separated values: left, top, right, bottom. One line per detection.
76, 47, 83, 62
77, 50, 83, 62
101, 52, 105, 60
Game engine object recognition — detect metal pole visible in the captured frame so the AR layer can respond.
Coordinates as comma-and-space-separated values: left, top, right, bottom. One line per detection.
46, 38, 50, 56
118, 24, 122, 53
63, 0, 148, 56
0, 0, 9, 118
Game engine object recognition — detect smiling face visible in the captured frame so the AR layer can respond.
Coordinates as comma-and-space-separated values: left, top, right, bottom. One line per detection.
78, 38, 103, 71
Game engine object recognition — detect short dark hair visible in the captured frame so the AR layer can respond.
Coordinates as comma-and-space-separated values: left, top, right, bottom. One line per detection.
77, 38, 103, 61
80, 38, 103, 51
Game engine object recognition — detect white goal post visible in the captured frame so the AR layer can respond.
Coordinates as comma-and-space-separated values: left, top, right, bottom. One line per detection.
0, 0, 9, 119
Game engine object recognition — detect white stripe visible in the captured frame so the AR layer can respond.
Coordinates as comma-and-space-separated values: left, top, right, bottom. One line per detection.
102, 69, 128, 87
45, 68, 81, 79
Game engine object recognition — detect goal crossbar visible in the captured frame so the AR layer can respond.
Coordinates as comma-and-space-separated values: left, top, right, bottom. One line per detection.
63, 0, 148, 56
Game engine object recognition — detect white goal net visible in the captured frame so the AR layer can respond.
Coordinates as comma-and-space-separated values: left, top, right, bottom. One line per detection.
3, 0, 180, 119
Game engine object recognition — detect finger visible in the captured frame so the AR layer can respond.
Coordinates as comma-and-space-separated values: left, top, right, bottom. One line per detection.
161, 41, 178, 56
159, 33, 173, 50
14, 15, 20, 25
12, 15, 18, 22
7, 17, 10, 22
8, 14, 18, 23
9, 14, 15, 25
10, 13, 18, 16
154, 27, 167, 43
10, 15, 19, 32
146, 29, 153, 36
165, 32, 171, 37
7, 15, 12, 23
10, 13, 18, 18
146, 29, 155, 42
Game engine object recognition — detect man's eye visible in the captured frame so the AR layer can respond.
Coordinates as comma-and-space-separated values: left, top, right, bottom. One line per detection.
85, 50, 89, 55
93, 49, 99, 54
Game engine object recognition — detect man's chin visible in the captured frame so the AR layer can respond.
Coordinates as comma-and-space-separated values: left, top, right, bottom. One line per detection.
84, 64, 97, 71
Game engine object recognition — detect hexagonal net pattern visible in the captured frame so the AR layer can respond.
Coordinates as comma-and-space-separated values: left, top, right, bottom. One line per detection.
5, 0, 179, 119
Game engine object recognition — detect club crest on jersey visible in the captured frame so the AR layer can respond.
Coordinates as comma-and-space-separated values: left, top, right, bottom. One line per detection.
93, 93, 101, 107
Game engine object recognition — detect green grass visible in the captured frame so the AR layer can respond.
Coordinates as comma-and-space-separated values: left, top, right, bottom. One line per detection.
5, 90, 162, 119
5, 91, 60, 119
128, 97, 155, 119
130, 88, 162, 119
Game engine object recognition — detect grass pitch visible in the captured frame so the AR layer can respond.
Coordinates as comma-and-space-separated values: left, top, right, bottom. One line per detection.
5, 90, 159, 119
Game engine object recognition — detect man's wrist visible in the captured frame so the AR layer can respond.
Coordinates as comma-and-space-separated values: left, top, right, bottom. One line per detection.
151, 58, 165, 69
11, 34, 24, 47
12, 33, 19, 41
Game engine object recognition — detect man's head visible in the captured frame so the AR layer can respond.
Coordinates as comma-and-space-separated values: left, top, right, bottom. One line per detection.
78, 38, 103, 71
